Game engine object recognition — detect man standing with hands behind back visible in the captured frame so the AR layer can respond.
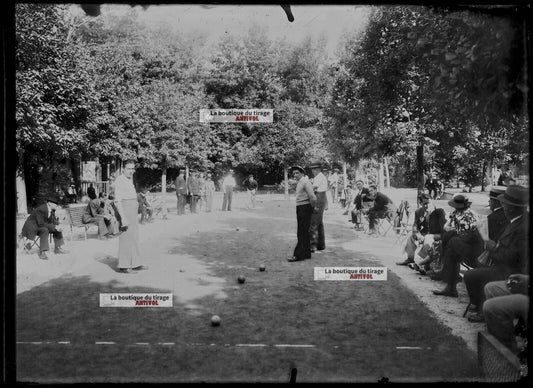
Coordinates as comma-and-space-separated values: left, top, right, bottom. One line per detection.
174, 168, 187, 215
309, 161, 328, 253
114, 160, 147, 274
288, 165, 317, 262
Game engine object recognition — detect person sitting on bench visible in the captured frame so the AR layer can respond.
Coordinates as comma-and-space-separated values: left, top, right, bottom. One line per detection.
21, 192, 67, 260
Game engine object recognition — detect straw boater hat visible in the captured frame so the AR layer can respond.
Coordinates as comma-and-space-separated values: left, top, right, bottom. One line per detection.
419, 193, 431, 204
308, 160, 322, 170
291, 165, 305, 174
496, 185, 529, 208
448, 194, 471, 209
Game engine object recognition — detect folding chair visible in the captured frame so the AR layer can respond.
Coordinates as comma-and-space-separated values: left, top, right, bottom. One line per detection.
19, 234, 40, 254
461, 262, 475, 317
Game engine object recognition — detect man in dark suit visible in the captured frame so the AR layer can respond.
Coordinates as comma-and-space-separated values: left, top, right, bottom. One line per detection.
350, 180, 371, 228
21, 193, 67, 260
365, 184, 394, 235
174, 168, 187, 215
396, 193, 446, 266
463, 186, 529, 322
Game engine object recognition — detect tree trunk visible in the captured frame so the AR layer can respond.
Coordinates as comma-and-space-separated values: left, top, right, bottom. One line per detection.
378, 162, 384, 192
481, 159, 487, 192
17, 172, 28, 215
284, 166, 289, 200
416, 143, 424, 205
161, 164, 167, 194
342, 161, 347, 187
384, 157, 390, 189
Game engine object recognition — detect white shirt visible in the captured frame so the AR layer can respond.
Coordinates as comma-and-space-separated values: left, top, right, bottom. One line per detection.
222, 175, 236, 188
114, 174, 137, 200
312, 172, 328, 193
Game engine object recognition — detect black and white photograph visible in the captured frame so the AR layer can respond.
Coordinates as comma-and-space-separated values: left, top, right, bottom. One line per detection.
5, 1, 530, 383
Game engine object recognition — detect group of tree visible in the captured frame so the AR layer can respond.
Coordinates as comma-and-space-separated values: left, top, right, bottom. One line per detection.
325, 5, 529, 191
15, 4, 529, 207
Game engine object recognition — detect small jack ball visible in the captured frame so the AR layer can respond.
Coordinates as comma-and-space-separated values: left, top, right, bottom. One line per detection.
259, 264, 266, 272
238, 275, 245, 284
211, 315, 221, 326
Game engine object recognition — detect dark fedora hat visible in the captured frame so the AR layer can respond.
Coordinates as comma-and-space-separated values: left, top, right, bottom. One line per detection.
489, 186, 506, 199
497, 185, 529, 207
291, 165, 305, 174
419, 193, 431, 203
448, 194, 471, 209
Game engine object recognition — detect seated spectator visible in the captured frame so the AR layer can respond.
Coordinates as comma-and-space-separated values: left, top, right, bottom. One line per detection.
350, 180, 371, 229
342, 183, 354, 215
425, 173, 444, 200
364, 184, 394, 235
21, 193, 68, 260
463, 186, 528, 322
98, 192, 119, 234
432, 194, 484, 297
82, 194, 114, 239
396, 194, 445, 269
483, 274, 529, 356
87, 183, 97, 200
107, 193, 122, 228
137, 188, 153, 224
66, 184, 77, 203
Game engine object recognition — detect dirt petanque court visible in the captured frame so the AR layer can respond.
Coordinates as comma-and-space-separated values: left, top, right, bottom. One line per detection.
15, 188, 493, 382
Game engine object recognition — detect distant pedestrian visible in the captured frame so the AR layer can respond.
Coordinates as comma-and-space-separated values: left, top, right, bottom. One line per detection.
174, 168, 187, 215
328, 168, 339, 203
242, 174, 258, 209
204, 172, 216, 212
288, 165, 317, 262
113, 160, 147, 273
187, 170, 202, 214
222, 169, 236, 211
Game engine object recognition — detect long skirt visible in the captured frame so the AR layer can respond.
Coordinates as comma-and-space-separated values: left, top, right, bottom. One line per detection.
118, 199, 141, 269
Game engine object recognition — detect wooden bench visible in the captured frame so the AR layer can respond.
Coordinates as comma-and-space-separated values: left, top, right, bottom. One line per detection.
65, 205, 98, 240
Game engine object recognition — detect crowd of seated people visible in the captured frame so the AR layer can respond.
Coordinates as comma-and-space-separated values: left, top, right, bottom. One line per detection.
395, 185, 529, 365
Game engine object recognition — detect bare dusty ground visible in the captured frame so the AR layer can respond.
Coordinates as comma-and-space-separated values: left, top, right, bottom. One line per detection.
16, 188, 487, 355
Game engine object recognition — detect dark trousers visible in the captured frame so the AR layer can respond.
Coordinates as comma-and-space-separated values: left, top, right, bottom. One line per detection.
222, 186, 233, 210
310, 192, 326, 251
464, 267, 508, 308
293, 204, 313, 260
440, 236, 483, 289
177, 194, 187, 215
83, 216, 109, 237
368, 208, 389, 230
36, 227, 64, 252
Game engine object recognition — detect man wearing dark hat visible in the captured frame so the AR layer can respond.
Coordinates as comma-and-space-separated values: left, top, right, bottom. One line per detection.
396, 193, 446, 267
174, 168, 187, 215
309, 161, 328, 253
21, 193, 67, 260
288, 165, 316, 262
432, 194, 483, 296
463, 185, 529, 322
187, 170, 202, 214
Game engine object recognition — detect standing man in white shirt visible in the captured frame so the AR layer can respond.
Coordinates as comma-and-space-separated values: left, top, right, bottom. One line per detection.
309, 161, 328, 253
113, 160, 147, 274
288, 165, 317, 262
221, 169, 236, 211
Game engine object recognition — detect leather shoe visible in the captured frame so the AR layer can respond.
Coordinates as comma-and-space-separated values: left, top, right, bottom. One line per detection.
132, 265, 149, 271
467, 312, 485, 323
54, 247, 68, 254
287, 256, 302, 262
118, 268, 137, 274
38, 251, 48, 260
396, 259, 414, 266
432, 289, 458, 297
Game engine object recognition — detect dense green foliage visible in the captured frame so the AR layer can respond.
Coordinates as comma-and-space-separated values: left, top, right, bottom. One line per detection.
15, 4, 529, 201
